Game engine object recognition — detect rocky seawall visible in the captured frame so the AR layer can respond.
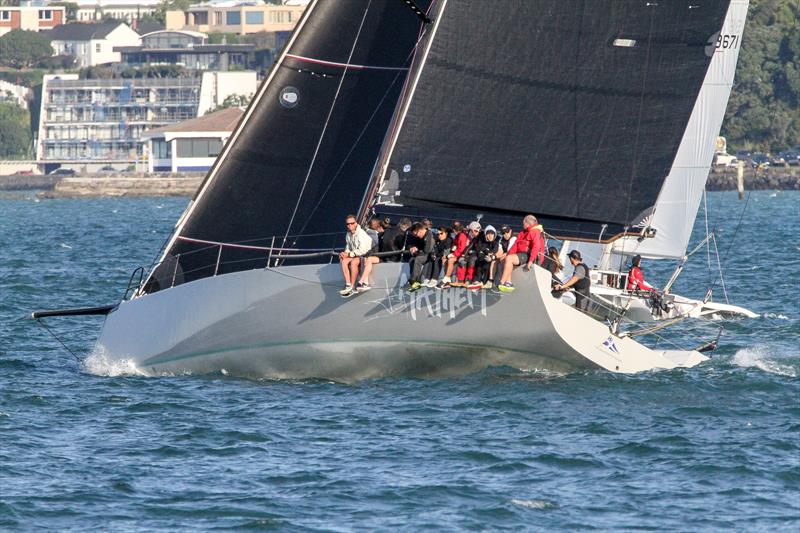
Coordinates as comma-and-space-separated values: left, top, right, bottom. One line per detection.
36, 176, 204, 198
1, 168, 798, 197
706, 166, 800, 191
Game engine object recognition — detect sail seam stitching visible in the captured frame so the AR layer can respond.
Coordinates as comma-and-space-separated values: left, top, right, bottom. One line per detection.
285, 53, 409, 71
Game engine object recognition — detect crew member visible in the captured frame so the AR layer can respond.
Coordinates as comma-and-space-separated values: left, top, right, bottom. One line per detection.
556, 250, 592, 311
339, 215, 372, 297
627, 255, 656, 292
407, 222, 435, 292
497, 214, 546, 292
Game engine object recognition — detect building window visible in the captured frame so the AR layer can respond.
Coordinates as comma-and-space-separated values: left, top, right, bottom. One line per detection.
95, 43, 101, 52
39, 10, 53, 20
225, 11, 241, 25
269, 11, 290, 24
245, 11, 263, 25
0, 11, 11, 21
176, 138, 223, 158
214, 11, 222, 25
152, 139, 172, 159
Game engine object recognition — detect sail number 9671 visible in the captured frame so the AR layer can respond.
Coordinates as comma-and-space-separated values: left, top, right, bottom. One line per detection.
716, 34, 739, 49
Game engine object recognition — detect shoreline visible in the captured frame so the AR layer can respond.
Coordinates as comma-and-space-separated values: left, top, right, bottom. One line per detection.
0, 168, 798, 197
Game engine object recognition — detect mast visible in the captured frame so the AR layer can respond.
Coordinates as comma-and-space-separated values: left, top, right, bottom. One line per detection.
358, 0, 448, 222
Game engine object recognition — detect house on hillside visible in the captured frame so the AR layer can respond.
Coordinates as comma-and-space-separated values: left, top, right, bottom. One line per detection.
143, 107, 243, 173
46, 21, 141, 67
0, 3, 65, 36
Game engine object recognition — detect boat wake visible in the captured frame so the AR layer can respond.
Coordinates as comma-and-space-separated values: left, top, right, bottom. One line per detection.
730, 345, 798, 377
83, 346, 146, 377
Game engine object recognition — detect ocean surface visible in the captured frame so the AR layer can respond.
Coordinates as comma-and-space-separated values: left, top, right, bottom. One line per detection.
1, 191, 798, 531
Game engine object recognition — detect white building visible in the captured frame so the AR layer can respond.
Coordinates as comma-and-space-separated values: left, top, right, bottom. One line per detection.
47, 21, 141, 67
37, 71, 256, 169
143, 107, 243, 172
47, 0, 162, 23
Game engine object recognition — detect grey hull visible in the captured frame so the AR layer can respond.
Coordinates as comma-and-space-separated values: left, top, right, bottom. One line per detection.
96, 263, 705, 379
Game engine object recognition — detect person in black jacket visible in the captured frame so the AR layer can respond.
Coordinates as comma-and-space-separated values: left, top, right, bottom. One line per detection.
379, 217, 411, 262
429, 226, 453, 288
407, 222, 435, 292
468, 225, 501, 289
356, 217, 411, 292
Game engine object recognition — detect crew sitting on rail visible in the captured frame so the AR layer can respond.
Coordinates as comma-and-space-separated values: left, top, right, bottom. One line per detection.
555, 250, 592, 311
427, 226, 453, 288
365, 217, 384, 251
438, 221, 472, 289
355, 217, 411, 293
379, 217, 411, 263
626, 254, 656, 292
542, 246, 564, 287
468, 225, 500, 290
452, 221, 484, 288
407, 222, 436, 292
339, 214, 372, 297
497, 214, 546, 293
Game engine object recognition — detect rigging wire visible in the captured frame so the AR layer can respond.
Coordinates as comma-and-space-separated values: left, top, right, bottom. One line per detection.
280, 1, 373, 252
706, 189, 751, 303
35, 318, 81, 364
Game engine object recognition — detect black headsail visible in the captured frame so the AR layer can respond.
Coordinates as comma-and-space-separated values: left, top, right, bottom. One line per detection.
143, 0, 432, 293
377, 0, 731, 240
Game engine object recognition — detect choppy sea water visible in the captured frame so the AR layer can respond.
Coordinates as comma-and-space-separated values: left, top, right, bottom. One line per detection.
1, 191, 798, 530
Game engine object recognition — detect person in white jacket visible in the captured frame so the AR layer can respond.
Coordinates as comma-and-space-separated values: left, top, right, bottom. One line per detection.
339, 214, 372, 297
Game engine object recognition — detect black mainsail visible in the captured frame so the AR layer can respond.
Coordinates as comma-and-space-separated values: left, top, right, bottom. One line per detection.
144, 0, 432, 292
379, 0, 731, 238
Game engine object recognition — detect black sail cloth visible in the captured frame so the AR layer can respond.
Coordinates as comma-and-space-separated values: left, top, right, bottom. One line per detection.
145, 0, 432, 292
385, 0, 731, 229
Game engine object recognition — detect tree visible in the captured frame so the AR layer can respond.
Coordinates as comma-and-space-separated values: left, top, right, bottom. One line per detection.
212, 93, 252, 111
0, 103, 31, 159
0, 30, 54, 69
723, 0, 800, 151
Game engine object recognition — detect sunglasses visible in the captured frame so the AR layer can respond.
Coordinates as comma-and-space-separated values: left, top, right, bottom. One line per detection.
346, 221, 357, 226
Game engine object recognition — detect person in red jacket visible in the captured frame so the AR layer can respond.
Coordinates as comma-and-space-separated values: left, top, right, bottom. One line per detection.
438, 221, 474, 289
497, 214, 546, 293
627, 255, 656, 292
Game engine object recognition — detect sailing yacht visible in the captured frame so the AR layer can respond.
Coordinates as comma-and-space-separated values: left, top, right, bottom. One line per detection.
35, 0, 753, 379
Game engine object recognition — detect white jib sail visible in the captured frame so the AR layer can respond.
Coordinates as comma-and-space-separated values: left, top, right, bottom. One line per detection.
612, 0, 749, 260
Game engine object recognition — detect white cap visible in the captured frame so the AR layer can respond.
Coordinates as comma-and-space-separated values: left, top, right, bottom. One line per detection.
467, 221, 482, 231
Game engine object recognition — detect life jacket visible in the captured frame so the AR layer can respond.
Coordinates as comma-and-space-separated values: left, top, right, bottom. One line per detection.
574, 262, 591, 293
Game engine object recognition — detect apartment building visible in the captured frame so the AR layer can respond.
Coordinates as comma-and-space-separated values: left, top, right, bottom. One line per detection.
37, 72, 257, 167
0, 3, 65, 36
166, 1, 306, 35
47, 21, 141, 67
